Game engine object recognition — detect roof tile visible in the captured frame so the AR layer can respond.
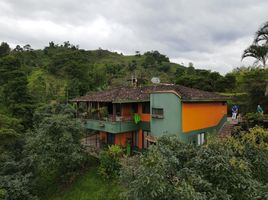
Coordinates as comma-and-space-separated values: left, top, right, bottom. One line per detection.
71, 85, 227, 102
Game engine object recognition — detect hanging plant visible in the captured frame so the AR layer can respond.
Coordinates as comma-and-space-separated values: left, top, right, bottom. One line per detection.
133, 113, 141, 124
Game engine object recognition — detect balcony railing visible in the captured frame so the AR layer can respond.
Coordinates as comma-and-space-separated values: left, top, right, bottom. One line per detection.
78, 112, 133, 122
81, 114, 139, 134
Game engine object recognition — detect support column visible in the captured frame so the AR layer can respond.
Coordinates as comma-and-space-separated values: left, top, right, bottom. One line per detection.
86, 102, 89, 112
97, 102, 100, 119
112, 104, 116, 121
76, 101, 80, 117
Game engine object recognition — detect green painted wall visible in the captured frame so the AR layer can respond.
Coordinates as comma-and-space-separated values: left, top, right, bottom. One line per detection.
150, 93, 182, 137
150, 92, 227, 143
85, 119, 150, 134
85, 119, 139, 134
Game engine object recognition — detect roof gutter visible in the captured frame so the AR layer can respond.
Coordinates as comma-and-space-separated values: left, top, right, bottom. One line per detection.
182, 99, 228, 102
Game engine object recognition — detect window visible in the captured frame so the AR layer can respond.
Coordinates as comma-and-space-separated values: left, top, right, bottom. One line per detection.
115, 104, 121, 116
142, 102, 150, 114
197, 133, 205, 145
152, 108, 164, 118
131, 103, 138, 113
107, 133, 115, 145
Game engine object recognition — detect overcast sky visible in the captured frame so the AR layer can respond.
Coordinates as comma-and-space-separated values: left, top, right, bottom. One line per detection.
0, 0, 268, 74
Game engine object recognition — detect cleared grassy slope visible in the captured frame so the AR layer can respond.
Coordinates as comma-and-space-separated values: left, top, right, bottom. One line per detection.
42, 166, 123, 200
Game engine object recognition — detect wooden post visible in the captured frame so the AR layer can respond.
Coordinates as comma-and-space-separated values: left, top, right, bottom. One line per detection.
86, 102, 89, 119
76, 102, 80, 117
97, 102, 100, 119
113, 104, 116, 121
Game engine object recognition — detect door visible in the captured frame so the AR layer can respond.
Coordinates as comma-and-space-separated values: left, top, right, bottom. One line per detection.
107, 133, 115, 145
132, 131, 139, 148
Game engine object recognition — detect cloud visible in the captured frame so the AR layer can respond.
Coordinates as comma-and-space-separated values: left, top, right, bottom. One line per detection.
0, 0, 267, 74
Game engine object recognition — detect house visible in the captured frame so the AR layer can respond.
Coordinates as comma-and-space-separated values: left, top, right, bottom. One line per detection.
71, 84, 227, 149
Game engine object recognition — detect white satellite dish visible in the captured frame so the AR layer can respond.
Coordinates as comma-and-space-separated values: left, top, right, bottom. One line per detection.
151, 77, 160, 84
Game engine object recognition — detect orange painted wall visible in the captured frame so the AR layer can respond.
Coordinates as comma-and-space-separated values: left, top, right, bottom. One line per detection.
182, 102, 227, 132
99, 131, 107, 142
138, 129, 143, 149
114, 132, 132, 147
113, 130, 143, 149
112, 103, 150, 149
138, 103, 151, 122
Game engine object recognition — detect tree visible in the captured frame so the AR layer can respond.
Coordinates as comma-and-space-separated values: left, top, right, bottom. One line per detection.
0, 42, 11, 57
0, 55, 34, 128
0, 114, 22, 147
135, 51, 140, 57
0, 104, 85, 200
23, 44, 32, 51
254, 21, 268, 45
242, 22, 268, 67
241, 68, 268, 111
24, 104, 86, 192
222, 73, 236, 91
27, 69, 48, 102
63, 41, 71, 48
49, 41, 55, 48
188, 62, 194, 68
121, 134, 266, 200
13, 45, 23, 52
144, 51, 170, 66
242, 44, 268, 67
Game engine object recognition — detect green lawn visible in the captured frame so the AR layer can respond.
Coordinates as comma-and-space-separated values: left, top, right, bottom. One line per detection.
42, 166, 123, 200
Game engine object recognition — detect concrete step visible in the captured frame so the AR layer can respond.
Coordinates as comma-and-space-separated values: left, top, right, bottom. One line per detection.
219, 122, 235, 138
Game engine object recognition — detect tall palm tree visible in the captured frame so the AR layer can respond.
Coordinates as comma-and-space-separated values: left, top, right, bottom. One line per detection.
241, 44, 268, 67
254, 22, 268, 44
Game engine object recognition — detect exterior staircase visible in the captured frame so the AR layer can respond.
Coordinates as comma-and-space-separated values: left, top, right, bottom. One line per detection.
218, 117, 238, 139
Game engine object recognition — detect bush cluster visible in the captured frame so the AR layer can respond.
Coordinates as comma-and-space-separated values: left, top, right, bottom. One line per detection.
98, 145, 123, 180
121, 127, 268, 200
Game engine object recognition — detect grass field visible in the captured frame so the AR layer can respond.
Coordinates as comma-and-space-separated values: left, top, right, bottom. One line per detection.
42, 166, 123, 200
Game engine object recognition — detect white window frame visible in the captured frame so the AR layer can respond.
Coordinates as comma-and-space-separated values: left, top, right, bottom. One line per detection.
197, 133, 205, 145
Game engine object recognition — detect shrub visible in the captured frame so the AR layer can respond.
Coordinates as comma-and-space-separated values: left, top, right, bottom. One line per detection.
121, 134, 267, 200
0, 189, 6, 200
243, 113, 268, 129
99, 145, 123, 179
240, 127, 268, 183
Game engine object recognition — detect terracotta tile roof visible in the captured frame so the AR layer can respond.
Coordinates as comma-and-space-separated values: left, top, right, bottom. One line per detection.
71, 85, 227, 102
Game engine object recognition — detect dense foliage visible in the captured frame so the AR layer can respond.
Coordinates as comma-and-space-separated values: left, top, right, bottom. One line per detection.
229, 67, 268, 113
121, 128, 268, 200
98, 145, 123, 180
0, 104, 86, 200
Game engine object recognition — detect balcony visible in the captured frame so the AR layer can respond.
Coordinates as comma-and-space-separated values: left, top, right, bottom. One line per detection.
83, 115, 140, 134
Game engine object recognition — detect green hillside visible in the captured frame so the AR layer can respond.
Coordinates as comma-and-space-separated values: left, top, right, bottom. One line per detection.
1, 41, 236, 105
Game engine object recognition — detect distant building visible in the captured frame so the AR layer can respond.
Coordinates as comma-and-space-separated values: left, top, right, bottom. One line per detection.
71, 85, 227, 149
